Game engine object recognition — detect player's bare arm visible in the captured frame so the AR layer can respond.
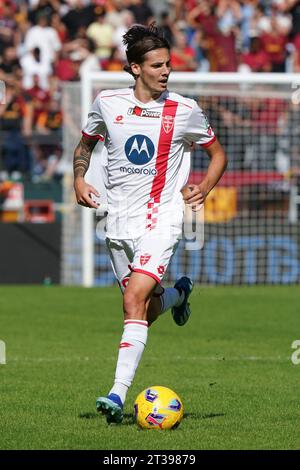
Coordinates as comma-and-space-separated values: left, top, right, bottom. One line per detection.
73, 135, 100, 209
181, 138, 227, 210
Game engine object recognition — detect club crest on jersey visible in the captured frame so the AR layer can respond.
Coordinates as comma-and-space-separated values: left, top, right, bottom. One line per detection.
140, 253, 151, 266
162, 115, 174, 134
125, 134, 155, 165
127, 106, 161, 118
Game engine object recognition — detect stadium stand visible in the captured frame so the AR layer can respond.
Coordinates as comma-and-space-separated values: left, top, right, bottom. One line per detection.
0, 0, 299, 183
1, 0, 300, 285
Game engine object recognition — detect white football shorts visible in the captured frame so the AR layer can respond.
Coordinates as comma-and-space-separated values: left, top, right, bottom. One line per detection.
106, 228, 182, 292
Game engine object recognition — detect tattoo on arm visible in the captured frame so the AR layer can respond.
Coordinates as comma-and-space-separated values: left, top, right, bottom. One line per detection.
73, 137, 98, 179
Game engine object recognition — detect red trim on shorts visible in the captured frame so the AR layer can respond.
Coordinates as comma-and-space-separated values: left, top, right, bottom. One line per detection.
150, 99, 178, 204
130, 268, 161, 284
82, 131, 104, 141
201, 135, 216, 148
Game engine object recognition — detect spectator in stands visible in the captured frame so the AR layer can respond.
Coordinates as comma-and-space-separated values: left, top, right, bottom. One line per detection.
78, 38, 102, 78
283, 0, 300, 38
0, 46, 22, 85
86, 9, 114, 60
26, 74, 51, 131
187, 0, 239, 72
260, 15, 289, 72
0, 0, 17, 56
37, 97, 62, 134
0, 0, 297, 184
61, 0, 96, 39
24, 11, 62, 68
14, 9, 31, 57
102, 46, 125, 71
191, 26, 211, 71
292, 31, 300, 71
20, 46, 52, 90
50, 12, 68, 44
27, 0, 60, 25
187, 0, 218, 36
54, 49, 80, 82
170, 29, 198, 71
113, 9, 136, 62
207, 26, 239, 72
159, 11, 175, 47
216, 0, 242, 35
239, 36, 272, 72
239, 0, 261, 49
128, 0, 155, 26
0, 80, 33, 178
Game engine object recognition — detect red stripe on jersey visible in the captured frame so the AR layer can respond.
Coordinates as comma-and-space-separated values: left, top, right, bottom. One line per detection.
150, 99, 178, 203
201, 135, 216, 148
82, 131, 104, 141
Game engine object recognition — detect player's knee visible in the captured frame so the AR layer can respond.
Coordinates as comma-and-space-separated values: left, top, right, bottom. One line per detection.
123, 290, 144, 318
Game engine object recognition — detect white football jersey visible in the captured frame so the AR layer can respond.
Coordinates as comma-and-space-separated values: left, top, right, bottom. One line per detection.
82, 87, 216, 238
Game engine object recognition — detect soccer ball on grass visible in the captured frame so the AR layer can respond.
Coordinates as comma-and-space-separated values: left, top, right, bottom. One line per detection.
134, 386, 183, 430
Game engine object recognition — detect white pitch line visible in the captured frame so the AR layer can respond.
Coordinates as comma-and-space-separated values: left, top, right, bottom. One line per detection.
174, 356, 290, 362
7, 357, 91, 362
4, 355, 291, 363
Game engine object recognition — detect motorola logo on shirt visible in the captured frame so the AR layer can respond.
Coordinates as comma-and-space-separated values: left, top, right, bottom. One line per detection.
125, 135, 155, 165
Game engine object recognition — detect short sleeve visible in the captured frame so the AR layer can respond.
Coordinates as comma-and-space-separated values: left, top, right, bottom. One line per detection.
82, 94, 106, 141
184, 101, 216, 148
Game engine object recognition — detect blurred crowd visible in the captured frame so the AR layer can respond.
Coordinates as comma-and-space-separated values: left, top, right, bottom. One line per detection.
0, 0, 300, 181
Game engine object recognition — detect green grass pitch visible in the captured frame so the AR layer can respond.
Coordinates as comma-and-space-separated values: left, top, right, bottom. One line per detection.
0, 285, 300, 450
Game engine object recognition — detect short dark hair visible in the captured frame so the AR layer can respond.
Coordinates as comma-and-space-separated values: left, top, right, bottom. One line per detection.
123, 23, 170, 78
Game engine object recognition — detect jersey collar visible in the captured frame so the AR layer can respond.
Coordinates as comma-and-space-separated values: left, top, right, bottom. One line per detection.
130, 87, 169, 107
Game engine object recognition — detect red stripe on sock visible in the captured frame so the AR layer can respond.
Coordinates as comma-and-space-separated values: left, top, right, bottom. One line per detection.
119, 342, 133, 349
124, 320, 148, 327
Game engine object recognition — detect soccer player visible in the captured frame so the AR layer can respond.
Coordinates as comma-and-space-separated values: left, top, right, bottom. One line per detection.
73, 24, 227, 424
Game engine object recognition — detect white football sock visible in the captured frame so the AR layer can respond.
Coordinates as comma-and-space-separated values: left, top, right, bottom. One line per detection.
160, 287, 184, 314
109, 319, 148, 404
